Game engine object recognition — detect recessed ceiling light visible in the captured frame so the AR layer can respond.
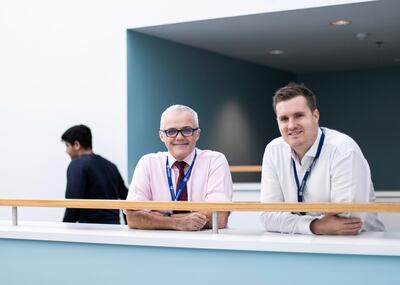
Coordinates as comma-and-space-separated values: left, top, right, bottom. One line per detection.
330, 20, 352, 26
269, 49, 284, 55
355, 32, 368, 41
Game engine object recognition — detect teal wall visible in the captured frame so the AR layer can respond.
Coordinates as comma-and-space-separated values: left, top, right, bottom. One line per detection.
1, 238, 399, 285
127, 31, 400, 189
127, 31, 293, 182
297, 67, 400, 190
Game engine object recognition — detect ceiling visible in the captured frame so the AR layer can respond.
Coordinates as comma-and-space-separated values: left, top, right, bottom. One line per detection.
133, 0, 400, 73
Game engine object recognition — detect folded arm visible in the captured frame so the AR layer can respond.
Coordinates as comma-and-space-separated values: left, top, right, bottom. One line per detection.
126, 210, 229, 231
310, 149, 371, 235
261, 147, 366, 235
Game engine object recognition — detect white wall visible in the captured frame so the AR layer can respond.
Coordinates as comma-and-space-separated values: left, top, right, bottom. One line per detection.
0, 1, 128, 220
0, 0, 374, 221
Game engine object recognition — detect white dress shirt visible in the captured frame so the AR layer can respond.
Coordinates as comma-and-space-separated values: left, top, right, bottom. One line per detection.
261, 127, 385, 234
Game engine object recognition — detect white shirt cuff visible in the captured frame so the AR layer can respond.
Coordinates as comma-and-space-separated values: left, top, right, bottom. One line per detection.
297, 216, 319, 235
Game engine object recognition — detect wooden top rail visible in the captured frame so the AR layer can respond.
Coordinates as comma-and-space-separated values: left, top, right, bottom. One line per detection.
1, 199, 400, 212
229, 165, 262, 173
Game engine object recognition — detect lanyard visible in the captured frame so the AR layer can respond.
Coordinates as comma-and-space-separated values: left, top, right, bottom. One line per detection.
292, 129, 325, 202
166, 150, 197, 201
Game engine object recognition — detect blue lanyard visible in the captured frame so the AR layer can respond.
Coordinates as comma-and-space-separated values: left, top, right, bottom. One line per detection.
292, 129, 325, 202
166, 150, 197, 201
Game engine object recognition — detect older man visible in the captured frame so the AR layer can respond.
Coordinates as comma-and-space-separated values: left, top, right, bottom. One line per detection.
126, 105, 233, 231
261, 83, 384, 235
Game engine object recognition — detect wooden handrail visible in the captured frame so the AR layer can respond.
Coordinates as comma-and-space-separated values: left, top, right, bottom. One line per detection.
229, 165, 262, 173
1, 199, 400, 212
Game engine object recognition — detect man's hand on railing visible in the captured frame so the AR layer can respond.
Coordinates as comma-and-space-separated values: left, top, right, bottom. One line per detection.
174, 212, 208, 231
310, 213, 363, 235
200, 211, 229, 229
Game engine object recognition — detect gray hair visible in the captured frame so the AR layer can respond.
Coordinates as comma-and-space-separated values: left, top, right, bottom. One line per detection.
160, 104, 199, 129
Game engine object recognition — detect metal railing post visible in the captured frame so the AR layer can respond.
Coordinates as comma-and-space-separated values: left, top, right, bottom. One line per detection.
12, 206, 18, 226
212, 211, 218, 234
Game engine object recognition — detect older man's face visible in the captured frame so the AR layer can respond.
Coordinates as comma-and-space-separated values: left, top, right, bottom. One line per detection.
159, 110, 200, 161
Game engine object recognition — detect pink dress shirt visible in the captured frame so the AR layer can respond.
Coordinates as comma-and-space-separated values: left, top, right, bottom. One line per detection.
127, 148, 233, 202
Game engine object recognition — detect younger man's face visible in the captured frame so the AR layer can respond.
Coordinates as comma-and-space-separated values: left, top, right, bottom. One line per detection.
275, 95, 319, 155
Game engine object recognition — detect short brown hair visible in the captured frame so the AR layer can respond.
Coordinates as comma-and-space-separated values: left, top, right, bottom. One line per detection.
272, 82, 317, 113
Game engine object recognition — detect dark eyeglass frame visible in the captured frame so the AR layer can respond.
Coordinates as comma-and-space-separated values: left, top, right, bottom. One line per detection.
160, 127, 199, 138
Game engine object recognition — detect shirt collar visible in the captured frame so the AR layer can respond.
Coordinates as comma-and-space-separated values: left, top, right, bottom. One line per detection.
167, 148, 197, 167
289, 128, 322, 160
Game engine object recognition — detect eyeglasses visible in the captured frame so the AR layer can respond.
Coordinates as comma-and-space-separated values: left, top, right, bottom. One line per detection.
160, 127, 199, 138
